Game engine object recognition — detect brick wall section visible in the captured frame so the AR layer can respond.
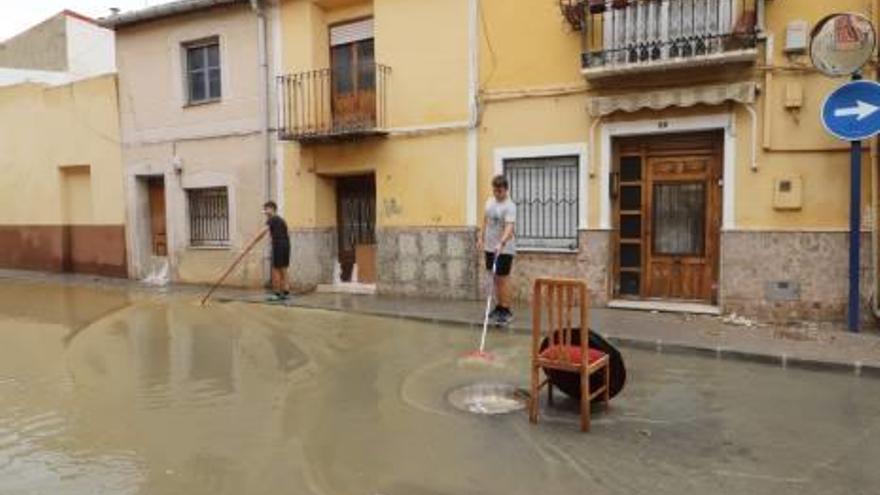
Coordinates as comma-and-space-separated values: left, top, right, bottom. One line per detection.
502, 230, 612, 306
721, 231, 874, 324
377, 227, 478, 299
289, 227, 336, 290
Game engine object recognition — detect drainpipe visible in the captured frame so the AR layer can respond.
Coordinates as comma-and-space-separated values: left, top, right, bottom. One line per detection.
251, 0, 272, 202
466, 0, 480, 227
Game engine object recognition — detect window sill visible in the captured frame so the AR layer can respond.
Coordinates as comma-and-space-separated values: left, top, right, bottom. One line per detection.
184, 98, 222, 108
188, 244, 232, 251
517, 246, 579, 255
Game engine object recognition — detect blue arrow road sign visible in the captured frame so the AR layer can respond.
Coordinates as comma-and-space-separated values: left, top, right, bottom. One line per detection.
822, 80, 880, 141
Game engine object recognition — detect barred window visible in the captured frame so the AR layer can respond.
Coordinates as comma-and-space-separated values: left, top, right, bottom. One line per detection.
188, 187, 229, 247
185, 38, 221, 104
504, 155, 579, 251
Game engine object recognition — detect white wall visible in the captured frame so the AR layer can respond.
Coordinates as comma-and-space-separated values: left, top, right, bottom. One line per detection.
65, 16, 116, 78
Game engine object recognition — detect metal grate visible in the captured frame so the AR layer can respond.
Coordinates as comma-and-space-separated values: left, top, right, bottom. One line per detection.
277, 63, 390, 141
581, 0, 759, 70
188, 187, 229, 247
504, 156, 579, 250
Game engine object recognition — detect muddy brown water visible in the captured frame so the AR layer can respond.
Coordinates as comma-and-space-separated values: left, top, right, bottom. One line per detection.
1, 280, 879, 495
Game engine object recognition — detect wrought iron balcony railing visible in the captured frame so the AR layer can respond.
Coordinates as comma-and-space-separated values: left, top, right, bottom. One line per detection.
277, 64, 390, 142
580, 0, 760, 78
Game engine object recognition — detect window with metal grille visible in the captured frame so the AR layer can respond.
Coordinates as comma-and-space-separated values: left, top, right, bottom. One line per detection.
504, 155, 579, 251
188, 187, 229, 247
185, 38, 221, 104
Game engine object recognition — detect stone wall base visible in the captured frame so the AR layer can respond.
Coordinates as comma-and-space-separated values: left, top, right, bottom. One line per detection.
721, 231, 874, 324
377, 227, 478, 299
289, 227, 336, 290
506, 230, 612, 306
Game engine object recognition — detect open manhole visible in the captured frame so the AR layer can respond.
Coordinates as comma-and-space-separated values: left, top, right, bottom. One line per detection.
447, 383, 528, 415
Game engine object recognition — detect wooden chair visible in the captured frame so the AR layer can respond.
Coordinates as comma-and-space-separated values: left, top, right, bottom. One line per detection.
530, 277, 610, 432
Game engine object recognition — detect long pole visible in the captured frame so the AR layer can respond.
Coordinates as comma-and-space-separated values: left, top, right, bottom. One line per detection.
200, 232, 265, 306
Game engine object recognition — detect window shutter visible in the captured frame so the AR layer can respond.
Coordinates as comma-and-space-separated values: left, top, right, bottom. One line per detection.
330, 18, 374, 46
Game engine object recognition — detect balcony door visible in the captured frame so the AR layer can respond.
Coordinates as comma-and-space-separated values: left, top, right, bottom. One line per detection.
613, 132, 722, 303
331, 19, 376, 131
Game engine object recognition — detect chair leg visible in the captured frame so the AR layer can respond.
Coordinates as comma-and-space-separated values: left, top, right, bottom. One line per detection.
529, 365, 539, 424
603, 363, 611, 412
547, 381, 554, 406
580, 369, 590, 432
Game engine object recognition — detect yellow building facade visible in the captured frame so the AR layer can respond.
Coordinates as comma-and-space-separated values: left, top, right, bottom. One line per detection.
0, 74, 127, 276
278, 0, 880, 323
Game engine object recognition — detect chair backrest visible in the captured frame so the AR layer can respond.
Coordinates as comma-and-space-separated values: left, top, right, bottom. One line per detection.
532, 278, 589, 366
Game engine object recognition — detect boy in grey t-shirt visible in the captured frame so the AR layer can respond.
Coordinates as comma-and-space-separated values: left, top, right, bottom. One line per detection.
478, 174, 516, 324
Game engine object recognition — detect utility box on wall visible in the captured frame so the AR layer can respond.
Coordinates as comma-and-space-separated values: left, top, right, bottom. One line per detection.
773, 176, 803, 210
785, 20, 809, 54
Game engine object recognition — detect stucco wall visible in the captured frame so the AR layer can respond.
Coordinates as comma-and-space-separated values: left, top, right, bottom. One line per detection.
0, 15, 68, 72
0, 74, 126, 275
116, 3, 271, 285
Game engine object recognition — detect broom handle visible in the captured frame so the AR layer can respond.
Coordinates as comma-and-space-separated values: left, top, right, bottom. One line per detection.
478, 256, 499, 353
200, 229, 266, 306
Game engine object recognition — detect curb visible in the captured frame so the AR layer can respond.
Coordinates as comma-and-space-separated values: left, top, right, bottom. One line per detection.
1, 269, 876, 379
267, 298, 880, 379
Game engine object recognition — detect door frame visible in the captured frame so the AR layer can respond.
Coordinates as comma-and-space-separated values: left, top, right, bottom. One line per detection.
599, 113, 736, 231
335, 173, 377, 284
601, 113, 735, 305
612, 134, 723, 302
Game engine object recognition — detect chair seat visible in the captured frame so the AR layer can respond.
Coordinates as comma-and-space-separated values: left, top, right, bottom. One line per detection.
539, 345, 606, 365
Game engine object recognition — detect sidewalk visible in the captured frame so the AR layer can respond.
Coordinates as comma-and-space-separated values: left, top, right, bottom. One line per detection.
227, 291, 880, 377
2, 268, 880, 376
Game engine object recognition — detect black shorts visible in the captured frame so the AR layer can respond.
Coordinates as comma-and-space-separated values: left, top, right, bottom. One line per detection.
485, 252, 514, 276
272, 243, 291, 268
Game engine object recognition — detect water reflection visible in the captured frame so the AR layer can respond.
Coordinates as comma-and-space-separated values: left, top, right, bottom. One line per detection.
1, 282, 880, 495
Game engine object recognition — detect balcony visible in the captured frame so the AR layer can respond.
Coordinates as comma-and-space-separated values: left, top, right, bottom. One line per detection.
277, 64, 390, 143
580, 0, 760, 79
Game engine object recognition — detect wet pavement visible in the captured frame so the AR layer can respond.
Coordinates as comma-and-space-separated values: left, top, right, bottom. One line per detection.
1, 279, 879, 495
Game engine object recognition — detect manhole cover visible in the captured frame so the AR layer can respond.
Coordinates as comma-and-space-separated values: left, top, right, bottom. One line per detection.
447, 383, 528, 415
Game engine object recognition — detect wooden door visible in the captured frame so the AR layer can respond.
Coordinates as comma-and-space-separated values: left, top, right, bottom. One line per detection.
613, 132, 722, 303
644, 155, 720, 301
336, 175, 376, 283
331, 38, 376, 130
148, 178, 167, 257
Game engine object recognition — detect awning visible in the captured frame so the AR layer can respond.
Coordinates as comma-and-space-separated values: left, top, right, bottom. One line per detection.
588, 81, 757, 117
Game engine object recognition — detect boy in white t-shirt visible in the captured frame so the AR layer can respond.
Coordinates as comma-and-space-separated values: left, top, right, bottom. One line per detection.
477, 174, 517, 325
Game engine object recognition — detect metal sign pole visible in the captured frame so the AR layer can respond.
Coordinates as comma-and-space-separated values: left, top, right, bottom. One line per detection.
812, 10, 877, 331
849, 136, 862, 332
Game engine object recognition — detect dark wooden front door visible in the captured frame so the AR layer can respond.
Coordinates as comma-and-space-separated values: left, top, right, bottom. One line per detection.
614, 132, 722, 303
331, 38, 376, 130
148, 178, 167, 257
336, 174, 376, 283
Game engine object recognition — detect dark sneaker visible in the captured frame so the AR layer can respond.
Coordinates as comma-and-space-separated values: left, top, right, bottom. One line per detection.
266, 292, 285, 302
488, 306, 502, 321
495, 311, 512, 326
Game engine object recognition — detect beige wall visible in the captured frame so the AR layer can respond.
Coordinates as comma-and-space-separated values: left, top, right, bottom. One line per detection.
0, 15, 68, 72
0, 75, 124, 226
116, 3, 271, 285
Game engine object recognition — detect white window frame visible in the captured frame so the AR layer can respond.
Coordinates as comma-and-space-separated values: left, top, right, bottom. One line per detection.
493, 143, 588, 253
183, 36, 222, 105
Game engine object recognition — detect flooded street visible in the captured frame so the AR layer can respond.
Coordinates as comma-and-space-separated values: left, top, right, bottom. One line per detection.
0, 280, 879, 495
